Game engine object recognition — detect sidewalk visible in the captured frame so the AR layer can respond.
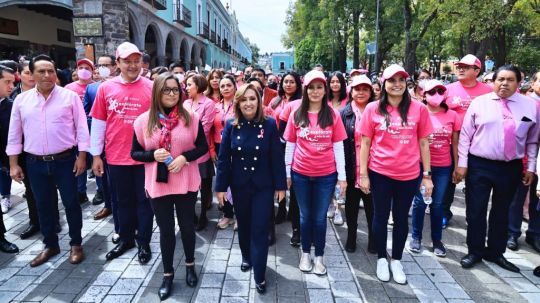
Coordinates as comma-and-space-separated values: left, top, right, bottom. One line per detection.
0, 180, 539, 302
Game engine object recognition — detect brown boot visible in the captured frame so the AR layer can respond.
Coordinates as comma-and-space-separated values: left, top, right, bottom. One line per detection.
69, 246, 84, 264
93, 208, 112, 220
30, 248, 60, 267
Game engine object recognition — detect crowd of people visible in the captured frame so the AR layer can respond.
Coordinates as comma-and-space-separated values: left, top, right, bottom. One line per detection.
0, 42, 540, 300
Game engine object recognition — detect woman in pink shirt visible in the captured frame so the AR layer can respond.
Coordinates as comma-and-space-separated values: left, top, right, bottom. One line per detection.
328, 72, 348, 110
184, 74, 217, 231
359, 64, 433, 285
212, 75, 237, 229
408, 80, 461, 258
205, 69, 224, 103
284, 70, 347, 275
269, 71, 302, 224
340, 75, 376, 253
132, 73, 208, 300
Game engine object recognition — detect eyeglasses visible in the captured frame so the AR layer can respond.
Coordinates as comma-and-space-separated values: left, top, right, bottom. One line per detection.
426, 88, 445, 96
162, 88, 180, 95
456, 66, 478, 71
96, 64, 113, 68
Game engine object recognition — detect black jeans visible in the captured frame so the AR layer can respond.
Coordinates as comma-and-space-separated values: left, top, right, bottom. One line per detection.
465, 154, 522, 258
369, 170, 418, 260
345, 180, 373, 242
151, 192, 197, 274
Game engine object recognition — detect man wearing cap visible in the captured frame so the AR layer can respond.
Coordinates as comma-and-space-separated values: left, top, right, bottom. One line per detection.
442, 54, 493, 228
90, 42, 154, 264
455, 65, 540, 272
65, 58, 95, 205
7, 54, 90, 266
83, 55, 117, 235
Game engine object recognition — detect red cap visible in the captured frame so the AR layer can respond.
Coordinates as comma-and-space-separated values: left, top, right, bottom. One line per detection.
455, 54, 481, 69
380, 64, 409, 83
303, 70, 326, 87
76, 58, 95, 70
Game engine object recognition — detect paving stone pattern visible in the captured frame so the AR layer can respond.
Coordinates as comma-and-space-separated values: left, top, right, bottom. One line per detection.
1, 180, 540, 302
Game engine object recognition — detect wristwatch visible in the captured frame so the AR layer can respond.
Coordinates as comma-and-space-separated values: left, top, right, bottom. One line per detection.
423, 171, 432, 179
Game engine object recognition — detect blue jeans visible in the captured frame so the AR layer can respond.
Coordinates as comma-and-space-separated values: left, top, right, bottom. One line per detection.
412, 165, 452, 242
292, 171, 337, 256
369, 169, 418, 260
508, 175, 540, 238
25, 152, 82, 248
0, 169, 11, 196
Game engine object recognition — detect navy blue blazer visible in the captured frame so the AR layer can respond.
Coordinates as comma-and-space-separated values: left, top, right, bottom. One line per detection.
215, 116, 287, 192
82, 81, 102, 129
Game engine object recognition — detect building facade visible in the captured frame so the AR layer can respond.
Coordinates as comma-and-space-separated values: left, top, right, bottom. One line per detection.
0, 0, 252, 70
271, 52, 294, 74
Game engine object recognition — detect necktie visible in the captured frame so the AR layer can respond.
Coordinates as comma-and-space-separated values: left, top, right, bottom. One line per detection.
501, 99, 516, 161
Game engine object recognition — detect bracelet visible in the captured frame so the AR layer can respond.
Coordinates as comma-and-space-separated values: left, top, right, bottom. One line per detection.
359, 175, 369, 179
422, 175, 432, 179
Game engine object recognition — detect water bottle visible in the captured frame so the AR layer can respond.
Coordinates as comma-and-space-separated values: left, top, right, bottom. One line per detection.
334, 185, 345, 205
420, 186, 432, 205
164, 155, 174, 166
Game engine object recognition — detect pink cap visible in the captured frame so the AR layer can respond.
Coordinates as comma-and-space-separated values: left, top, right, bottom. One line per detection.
380, 64, 409, 83
455, 54, 481, 68
423, 79, 446, 93
116, 42, 142, 59
234, 71, 244, 76
303, 70, 326, 87
350, 69, 368, 77
76, 58, 94, 70
350, 75, 372, 88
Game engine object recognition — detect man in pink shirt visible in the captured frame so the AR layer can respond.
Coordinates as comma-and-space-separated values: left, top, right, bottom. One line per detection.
7, 54, 90, 267
455, 65, 540, 272
65, 58, 95, 204
90, 42, 154, 264
442, 54, 493, 227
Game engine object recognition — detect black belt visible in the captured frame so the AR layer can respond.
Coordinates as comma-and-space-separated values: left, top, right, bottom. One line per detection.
27, 148, 74, 162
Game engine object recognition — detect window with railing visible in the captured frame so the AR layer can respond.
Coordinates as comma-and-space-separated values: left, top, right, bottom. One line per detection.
144, 0, 167, 10
173, 1, 191, 27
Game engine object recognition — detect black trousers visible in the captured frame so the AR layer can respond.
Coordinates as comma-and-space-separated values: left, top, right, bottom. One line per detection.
151, 192, 197, 274
345, 180, 373, 242
465, 154, 522, 258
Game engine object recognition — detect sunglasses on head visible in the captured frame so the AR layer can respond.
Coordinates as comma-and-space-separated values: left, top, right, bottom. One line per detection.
426, 88, 445, 96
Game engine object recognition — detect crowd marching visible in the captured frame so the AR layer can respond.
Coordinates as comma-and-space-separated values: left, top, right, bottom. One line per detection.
0, 41, 540, 300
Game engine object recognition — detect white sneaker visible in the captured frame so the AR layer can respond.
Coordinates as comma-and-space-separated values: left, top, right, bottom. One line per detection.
390, 260, 407, 284
327, 204, 335, 218
217, 216, 235, 229
376, 258, 390, 282
333, 208, 344, 225
313, 256, 327, 275
1, 196, 11, 214
299, 252, 313, 272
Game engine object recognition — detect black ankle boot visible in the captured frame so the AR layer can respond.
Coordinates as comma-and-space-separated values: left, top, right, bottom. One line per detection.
345, 230, 357, 253
158, 275, 174, 301
186, 265, 198, 287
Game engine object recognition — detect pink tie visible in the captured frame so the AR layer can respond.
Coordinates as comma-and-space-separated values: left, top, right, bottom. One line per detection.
501, 99, 516, 161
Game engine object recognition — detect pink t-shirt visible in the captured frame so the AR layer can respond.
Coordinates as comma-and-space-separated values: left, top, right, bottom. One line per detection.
65, 81, 94, 101
446, 81, 492, 119
429, 109, 462, 167
90, 76, 152, 165
279, 99, 301, 122
359, 101, 433, 181
328, 98, 348, 110
284, 108, 347, 177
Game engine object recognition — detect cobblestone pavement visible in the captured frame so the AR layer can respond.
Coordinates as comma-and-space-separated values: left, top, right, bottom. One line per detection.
1, 180, 540, 302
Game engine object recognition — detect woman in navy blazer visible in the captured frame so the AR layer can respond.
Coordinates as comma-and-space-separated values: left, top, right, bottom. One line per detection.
215, 83, 287, 294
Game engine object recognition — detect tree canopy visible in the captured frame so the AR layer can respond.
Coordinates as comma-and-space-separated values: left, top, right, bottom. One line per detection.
283, 0, 540, 76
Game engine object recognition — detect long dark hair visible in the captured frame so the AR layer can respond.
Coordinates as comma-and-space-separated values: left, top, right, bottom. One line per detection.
378, 81, 411, 127
294, 81, 334, 129
348, 84, 376, 104
328, 72, 347, 101
274, 71, 302, 109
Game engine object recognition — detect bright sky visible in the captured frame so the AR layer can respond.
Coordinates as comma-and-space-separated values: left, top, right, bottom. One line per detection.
221, 0, 290, 54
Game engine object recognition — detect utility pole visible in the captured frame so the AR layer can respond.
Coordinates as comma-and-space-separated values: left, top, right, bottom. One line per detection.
374, 0, 381, 77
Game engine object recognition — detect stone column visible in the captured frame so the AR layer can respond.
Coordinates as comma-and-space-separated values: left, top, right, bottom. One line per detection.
73, 0, 129, 60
